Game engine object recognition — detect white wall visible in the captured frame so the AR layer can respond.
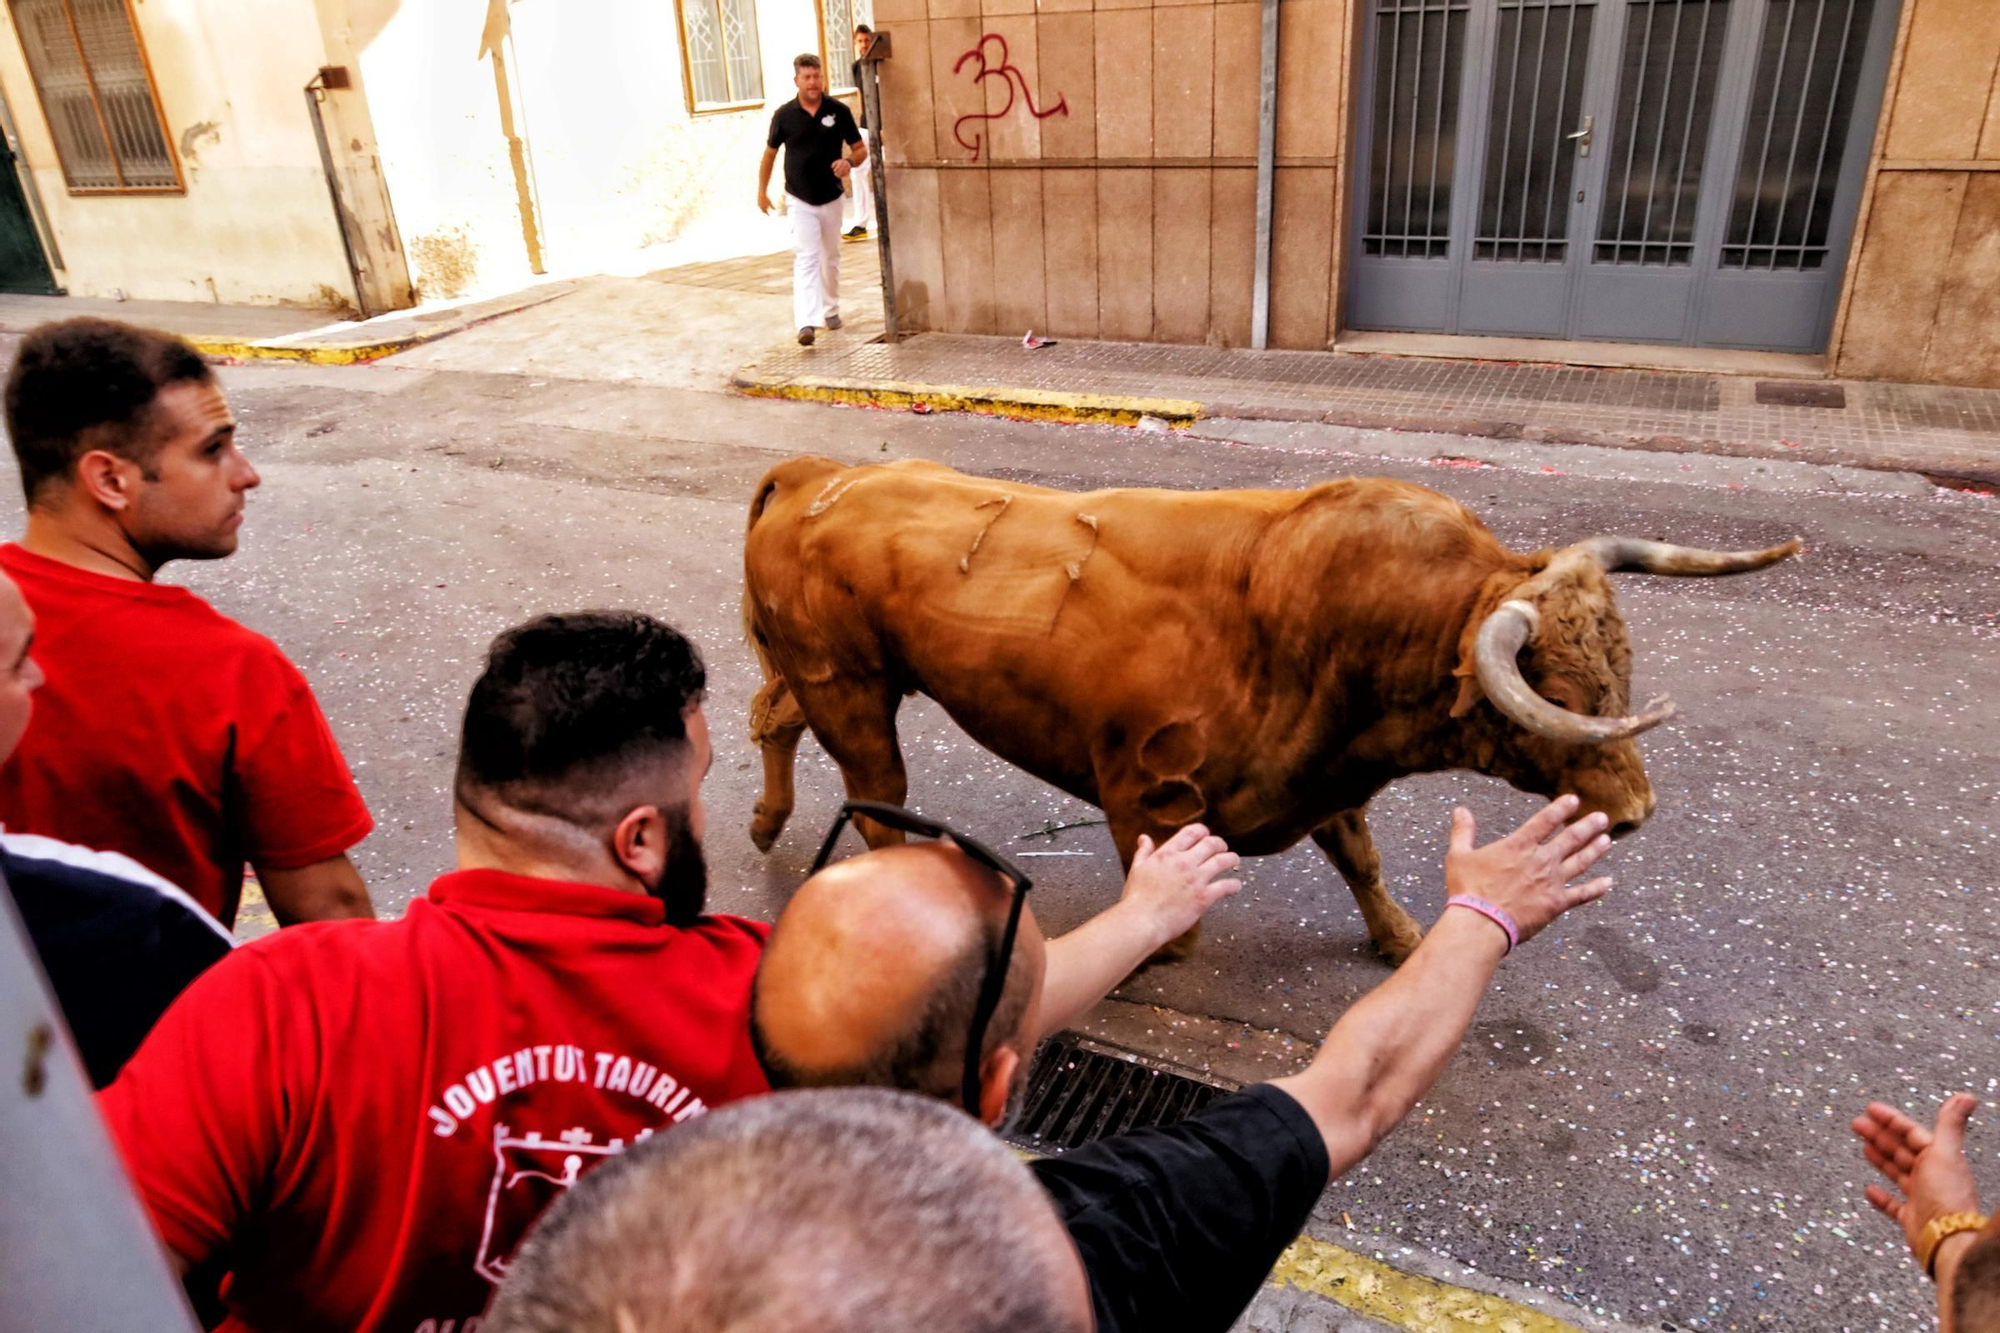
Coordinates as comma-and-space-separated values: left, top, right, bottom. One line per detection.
0, 0, 360, 308
361, 0, 854, 300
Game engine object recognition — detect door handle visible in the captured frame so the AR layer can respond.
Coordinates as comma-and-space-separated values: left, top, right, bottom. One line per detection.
1566, 115, 1594, 157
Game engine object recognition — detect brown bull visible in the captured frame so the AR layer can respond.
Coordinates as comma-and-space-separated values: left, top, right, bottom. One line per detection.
742, 456, 1798, 963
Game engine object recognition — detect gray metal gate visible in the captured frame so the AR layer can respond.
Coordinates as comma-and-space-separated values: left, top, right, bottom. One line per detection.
1348, 0, 1900, 353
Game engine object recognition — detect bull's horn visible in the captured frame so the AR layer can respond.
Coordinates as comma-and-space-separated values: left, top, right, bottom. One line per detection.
1574, 535, 1802, 576
1473, 600, 1676, 744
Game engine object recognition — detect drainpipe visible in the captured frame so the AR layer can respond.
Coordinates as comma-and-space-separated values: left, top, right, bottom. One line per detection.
304, 67, 375, 320
1249, 0, 1279, 350
860, 34, 896, 340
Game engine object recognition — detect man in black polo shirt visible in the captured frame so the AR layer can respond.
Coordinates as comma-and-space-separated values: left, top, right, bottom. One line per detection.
751, 795, 1616, 1333
759, 53, 865, 347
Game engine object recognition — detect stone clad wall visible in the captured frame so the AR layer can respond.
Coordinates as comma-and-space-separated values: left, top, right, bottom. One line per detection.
1831, 0, 2000, 388
872, 0, 1354, 350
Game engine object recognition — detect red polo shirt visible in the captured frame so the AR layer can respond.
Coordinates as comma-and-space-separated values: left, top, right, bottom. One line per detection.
0, 543, 373, 926
99, 869, 771, 1333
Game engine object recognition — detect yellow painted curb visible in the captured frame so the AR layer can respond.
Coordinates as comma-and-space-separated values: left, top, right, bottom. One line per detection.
186, 336, 418, 366
1269, 1234, 1587, 1332
735, 376, 1202, 428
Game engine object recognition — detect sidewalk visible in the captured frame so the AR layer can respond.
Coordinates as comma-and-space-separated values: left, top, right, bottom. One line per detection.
0, 284, 576, 365
733, 331, 2000, 487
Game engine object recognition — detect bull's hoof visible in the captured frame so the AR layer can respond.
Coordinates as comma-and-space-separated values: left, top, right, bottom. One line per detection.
1373, 925, 1424, 967
749, 806, 788, 854
1142, 922, 1202, 968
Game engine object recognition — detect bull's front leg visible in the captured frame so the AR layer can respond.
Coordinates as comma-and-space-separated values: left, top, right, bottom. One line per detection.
1311, 808, 1425, 966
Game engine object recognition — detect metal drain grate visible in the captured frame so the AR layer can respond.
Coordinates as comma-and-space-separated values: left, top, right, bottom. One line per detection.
1754, 380, 1846, 408
1005, 1034, 1232, 1154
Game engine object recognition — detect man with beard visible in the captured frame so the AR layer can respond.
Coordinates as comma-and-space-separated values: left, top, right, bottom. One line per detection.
750, 797, 1616, 1333
0, 318, 374, 930
97, 611, 764, 1333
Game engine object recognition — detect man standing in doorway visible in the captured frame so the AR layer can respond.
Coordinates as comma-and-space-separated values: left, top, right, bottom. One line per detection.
845, 25, 877, 241
760, 54, 865, 347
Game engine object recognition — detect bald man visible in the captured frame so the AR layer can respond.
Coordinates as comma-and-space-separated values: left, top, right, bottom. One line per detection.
754, 824, 1242, 1121
753, 796, 1617, 1333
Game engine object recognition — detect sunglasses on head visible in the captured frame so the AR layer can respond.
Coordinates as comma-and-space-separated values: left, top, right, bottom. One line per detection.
809, 800, 1033, 1117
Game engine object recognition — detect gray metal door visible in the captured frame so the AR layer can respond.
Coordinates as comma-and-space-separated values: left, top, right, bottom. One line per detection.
1347, 0, 1900, 353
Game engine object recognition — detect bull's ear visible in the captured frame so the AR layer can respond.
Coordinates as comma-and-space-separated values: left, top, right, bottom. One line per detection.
1450, 670, 1483, 718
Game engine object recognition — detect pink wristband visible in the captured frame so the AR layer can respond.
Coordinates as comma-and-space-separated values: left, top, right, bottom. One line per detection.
1446, 895, 1518, 955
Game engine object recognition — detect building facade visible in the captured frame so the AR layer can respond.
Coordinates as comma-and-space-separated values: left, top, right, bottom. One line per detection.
0, 0, 867, 311
871, 0, 2000, 387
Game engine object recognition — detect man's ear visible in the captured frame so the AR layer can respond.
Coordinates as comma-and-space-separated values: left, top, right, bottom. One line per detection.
75, 448, 139, 512
976, 1044, 1020, 1128
611, 806, 668, 884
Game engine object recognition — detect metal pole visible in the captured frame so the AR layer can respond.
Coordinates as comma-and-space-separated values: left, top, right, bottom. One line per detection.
860, 38, 898, 341
1250, 0, 1279, 350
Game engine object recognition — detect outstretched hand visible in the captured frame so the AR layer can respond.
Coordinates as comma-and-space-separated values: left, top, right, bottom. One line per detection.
1444, 795, 1613, 945
1853, 1095, 1983, 1261
1122, 825, 1242, 945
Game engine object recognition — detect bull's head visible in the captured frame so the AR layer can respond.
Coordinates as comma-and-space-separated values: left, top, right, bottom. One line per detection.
1451, 535, 1800, 837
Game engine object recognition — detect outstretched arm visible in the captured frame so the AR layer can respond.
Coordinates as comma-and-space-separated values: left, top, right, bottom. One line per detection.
1853, 1094, 1990, 1333
1036, 826, 1241, 1038
1271, 797, 1613, 1178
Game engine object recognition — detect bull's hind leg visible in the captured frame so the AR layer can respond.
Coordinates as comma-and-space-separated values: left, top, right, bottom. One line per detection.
789, 675, 910, 848
1312, 808, 1425, 966
748, 672, 810, 853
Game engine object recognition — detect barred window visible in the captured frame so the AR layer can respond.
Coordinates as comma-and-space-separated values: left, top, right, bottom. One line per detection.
677, 0, 764, 111
8, 0, 179, 192
822, 0, 857, 93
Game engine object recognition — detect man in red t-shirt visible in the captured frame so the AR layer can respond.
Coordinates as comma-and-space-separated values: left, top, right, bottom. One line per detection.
0, 318, 373, 927
100, 611, 770, 1333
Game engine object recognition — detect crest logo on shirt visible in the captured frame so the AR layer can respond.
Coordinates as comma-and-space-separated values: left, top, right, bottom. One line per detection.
474, 1123, 649, 1284
821, 113, 836, 127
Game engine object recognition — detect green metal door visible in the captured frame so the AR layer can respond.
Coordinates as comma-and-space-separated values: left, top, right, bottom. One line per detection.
0, 135, 56, 296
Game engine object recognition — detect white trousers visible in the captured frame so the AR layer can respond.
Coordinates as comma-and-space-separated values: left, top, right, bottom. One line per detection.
788, 193, 843, 330
847, 130, 877, 230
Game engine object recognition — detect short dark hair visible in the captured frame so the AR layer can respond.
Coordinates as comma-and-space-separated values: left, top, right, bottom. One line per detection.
485, 1089, 1089, 1333
855, 23, 872, 33
456, 611, 706, 829
794, 52, 821, 70
1954, 1228, 2000, 1331
4, 318, 213, 504
753, 895, 1036, 1097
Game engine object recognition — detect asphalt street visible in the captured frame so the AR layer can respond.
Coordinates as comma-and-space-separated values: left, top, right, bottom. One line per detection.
15, 349, 1993, 1332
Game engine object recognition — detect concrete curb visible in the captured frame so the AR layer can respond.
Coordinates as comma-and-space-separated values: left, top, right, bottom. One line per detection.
730, 374, 1202, 428
1257, 1232, 1644, 1333
191, 286, 577, 368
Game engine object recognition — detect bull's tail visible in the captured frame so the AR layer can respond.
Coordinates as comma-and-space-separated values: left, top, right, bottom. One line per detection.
742, 455, 846, 664
744, 459, 846, 851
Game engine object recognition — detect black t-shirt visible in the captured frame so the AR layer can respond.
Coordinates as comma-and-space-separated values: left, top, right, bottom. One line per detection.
2, 833, 232, 1088
1029, 1083, 1329, 1333
767, 96, 861, 207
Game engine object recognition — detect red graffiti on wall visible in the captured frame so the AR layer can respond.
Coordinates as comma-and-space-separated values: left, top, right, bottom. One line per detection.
952, 33, 1069, 163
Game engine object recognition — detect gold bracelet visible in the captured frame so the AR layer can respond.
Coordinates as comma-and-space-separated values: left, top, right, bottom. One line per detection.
1916, 1212, 1989, 1277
